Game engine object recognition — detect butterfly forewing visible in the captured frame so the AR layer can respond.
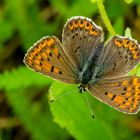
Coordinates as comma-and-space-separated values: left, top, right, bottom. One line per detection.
24, 36, 77, 84
62, 16, 103, 70
99, 36, 140, 79
89, 76, 140, 114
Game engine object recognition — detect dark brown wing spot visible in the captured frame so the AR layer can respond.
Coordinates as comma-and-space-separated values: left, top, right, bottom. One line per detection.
111, 94, 116, 100
59, 71, 62, 75
40, 62, 42, 66
47, 58, 50, 61
72, 35, 75, 39
123, 87, 127, 91
51, 66, 54, 72
121, 92, 126, 95
49, 52, 52, 57
112, 63, 116, 70
57, 53, 61, 59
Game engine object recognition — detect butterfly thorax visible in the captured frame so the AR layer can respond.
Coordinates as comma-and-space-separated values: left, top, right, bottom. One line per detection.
78, 44, 104, 92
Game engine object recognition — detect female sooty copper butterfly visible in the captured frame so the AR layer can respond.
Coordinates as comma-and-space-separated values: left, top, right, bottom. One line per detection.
24, 16, 140, 114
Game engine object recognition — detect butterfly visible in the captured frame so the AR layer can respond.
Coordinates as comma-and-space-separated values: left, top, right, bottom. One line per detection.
24, 16, 140, 114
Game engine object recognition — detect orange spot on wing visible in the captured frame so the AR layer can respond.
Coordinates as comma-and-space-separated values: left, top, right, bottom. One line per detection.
135, 91, 140, 96
135, 85, 140, 91
125, 92, 131, 96
53, 48, 58, 55
42, 52, 47, 58
121, 80, 129, 86
54, 67, 59, 74
131, 46, 138, 54
28, 54, 33, 60
36, 55, 41, 60
129, 107, 137, 113
133, 78, 140, 85
46, 48, 50, 54
119, 105, 126, 109
74, 20, 78, 28
124, 40, 132, 48
35, 65, 42, 71
68, 22, 74, 30
114, 95, 124, 104
133, 101, 138, 108
78, 20, 84, 28
27, 59, 32, 66
41, 40, 47, 48
35, 59, 40, 65
125, 102, 131, 106
43, 62, 51, 71
127, 86, 132, 91
128, 98, 133, 102
31, 51, 37, 56
133, 52, 139, 59
129, 43, 136, 50
35, 45, 42, 52
107, 92, 113, 99
84, 21, 91, 30
38, 44, 43, 49
47, 38, 54, 47
114, 38, 124, 47
89, 27, 99, 36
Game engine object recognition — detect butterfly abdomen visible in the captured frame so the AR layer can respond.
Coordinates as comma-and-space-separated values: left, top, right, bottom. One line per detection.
81, 43, 104, 84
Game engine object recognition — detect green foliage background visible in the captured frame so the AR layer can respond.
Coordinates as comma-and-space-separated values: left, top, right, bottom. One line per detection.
0, 0, 140, 140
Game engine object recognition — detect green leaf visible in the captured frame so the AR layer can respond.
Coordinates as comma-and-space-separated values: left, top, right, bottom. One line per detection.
0, 18, 14, 45
113, 17, 124, 35
91, 0, 97, 3
0, 67, 69, 140
5, 89, 69, 140
124, 0, 133, 4
0, 66, 53, 91
49, 83, 116, 140
51, 0, 97, 18
125, 27, 132, 38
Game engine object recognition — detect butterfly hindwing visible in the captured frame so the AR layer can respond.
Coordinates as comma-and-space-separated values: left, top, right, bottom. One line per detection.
99, 36, 140, 79
24, 36, 77, 84
88, 76, 140, 114
62, 16, 103, 70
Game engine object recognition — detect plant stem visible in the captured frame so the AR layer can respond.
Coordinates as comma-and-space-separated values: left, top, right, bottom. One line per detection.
96, 0, 116, 35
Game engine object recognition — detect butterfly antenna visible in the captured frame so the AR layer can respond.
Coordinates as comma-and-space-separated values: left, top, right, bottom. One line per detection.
49, 90, 76, 103
82, 92, 95, 119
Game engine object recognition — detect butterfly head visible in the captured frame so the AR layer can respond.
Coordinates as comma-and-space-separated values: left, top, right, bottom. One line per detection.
78, 84, 87, 93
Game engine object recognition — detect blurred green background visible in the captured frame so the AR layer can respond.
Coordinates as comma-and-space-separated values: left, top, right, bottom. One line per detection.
0, 0, 140, 140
